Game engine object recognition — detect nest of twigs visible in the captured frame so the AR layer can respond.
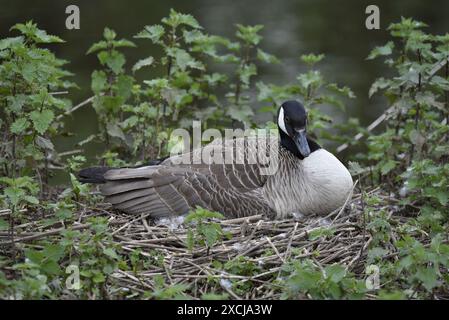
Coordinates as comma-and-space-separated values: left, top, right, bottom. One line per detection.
105, 187, 390, 299
1, 186, 403, 299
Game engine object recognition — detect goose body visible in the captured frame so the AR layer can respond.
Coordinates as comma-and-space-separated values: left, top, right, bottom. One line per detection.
79, 101, 353, 219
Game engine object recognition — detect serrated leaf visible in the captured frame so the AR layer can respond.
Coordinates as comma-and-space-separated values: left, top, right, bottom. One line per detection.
132, 56, 154, 73
134, 25, 165, 43
35, 135, 55, 151
367, 41, 394, 60
91, 70, 108, 94
10, 118, 30, 134
86, 40, 108, 55
380, 160, 397, 175
116, 74, 134, 100
106, 123, 126, 141
415, 267, 439, 292
97, 50, 126, 74
30, 109, 54, 134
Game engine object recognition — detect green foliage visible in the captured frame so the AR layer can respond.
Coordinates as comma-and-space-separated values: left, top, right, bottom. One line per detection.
88, 27, 136, 162
185, 207, 231, 251
281, 259, 366, 299
1, 14, 449, 300
365, 17, 449, 216
0, 21, 74, 187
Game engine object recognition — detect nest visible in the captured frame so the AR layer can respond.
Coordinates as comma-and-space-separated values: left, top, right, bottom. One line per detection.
104, 187, 386, 299
1, 187, 398, 299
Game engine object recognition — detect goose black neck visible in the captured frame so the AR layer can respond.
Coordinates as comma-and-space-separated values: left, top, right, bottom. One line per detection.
279, 129, 321, 160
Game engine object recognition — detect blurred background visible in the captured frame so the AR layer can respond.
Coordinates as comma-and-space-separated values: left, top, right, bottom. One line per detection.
1, 0, 449, 167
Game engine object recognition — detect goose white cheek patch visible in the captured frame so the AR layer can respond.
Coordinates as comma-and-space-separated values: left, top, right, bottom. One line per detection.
278, 107, 288, 134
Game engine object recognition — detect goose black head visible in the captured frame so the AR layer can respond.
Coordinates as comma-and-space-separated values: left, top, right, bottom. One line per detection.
277, 100, 319, 159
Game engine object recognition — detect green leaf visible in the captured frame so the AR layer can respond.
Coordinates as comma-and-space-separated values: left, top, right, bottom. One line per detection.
134, 25, 165, 43
132, 56, 154, 73
367, 41, 395, 60
325, 264, 347, 283
30, 109, 54, 134
42, 244, 65, 262
10, 118, 30, 134
86, 40, 108, 55
91, 70, 108, 94
103, 247, 119, 260
226, 104, 254, 123
257, 49, 280, 64
301, 53, 325, 66
106, 123, 126, 141
433, 191, 449, 206
116, 75, 134, 100
35, 136, 55, 151
380, 160, 397, 175
97, 50, 126, 74
415, 267, 439, 292
0, 36, 23, 50
103, 27, 117, 41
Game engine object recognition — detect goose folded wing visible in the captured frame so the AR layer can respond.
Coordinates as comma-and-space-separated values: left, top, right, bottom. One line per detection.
161, 136, 278, 193
100, 165, 274, 218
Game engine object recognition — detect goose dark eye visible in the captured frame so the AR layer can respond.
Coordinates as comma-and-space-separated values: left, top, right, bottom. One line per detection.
285, 116, 290, 124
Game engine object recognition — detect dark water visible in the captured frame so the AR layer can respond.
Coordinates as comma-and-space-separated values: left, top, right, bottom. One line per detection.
1, 0, 449, 181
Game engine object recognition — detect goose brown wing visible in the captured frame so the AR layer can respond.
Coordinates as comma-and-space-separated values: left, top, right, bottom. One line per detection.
161, 135, 279, 193
100, 165, 275, 218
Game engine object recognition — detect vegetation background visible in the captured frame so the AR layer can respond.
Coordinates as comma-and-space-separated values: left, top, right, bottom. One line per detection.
0, 0, 448, 300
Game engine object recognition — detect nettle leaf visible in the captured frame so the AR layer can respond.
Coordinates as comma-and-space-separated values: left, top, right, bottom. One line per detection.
236, 24, 263, 46
132, 56, 154, 73
226, 104, 254, 123
367, 41, 395, 60
433, 191, 448, 206
10, 118, 30, 134
35, 135, 55, 152
98, 50, 126, 74
380, 160, 397, 175
369, 78, 390, 98
239, 63, 257, 86
0, 36, 23, 50
297, 70, 323, 89
106, 123, 126, 141
4, 187, 25, 206
257, 49, 280, 64
135, 25, 165, 44
113, 39, 136, 49
103, 27, 117, 41
325, 264, 347, 283
30, 109, 54, 135
171, 48, 204, 71
91, 70, 108, 94
327, 83, 356, 99
86, 40, 108, 55
415, 267, 439, 292
116, 74, 134, 100
163, 9, 202, 29
7, 94, 27, 113
301, 53, 325, 66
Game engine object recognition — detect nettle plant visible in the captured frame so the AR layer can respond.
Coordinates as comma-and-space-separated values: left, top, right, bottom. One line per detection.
0, 22, 74, 244
88, 27, 136, 165
257, 53, 357, 147
129, 10, 280, 160
366, 18, 449, 217
0, 22, 74, 183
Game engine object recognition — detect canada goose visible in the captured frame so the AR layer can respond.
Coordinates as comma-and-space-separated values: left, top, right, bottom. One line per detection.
78, 101, 353, 219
